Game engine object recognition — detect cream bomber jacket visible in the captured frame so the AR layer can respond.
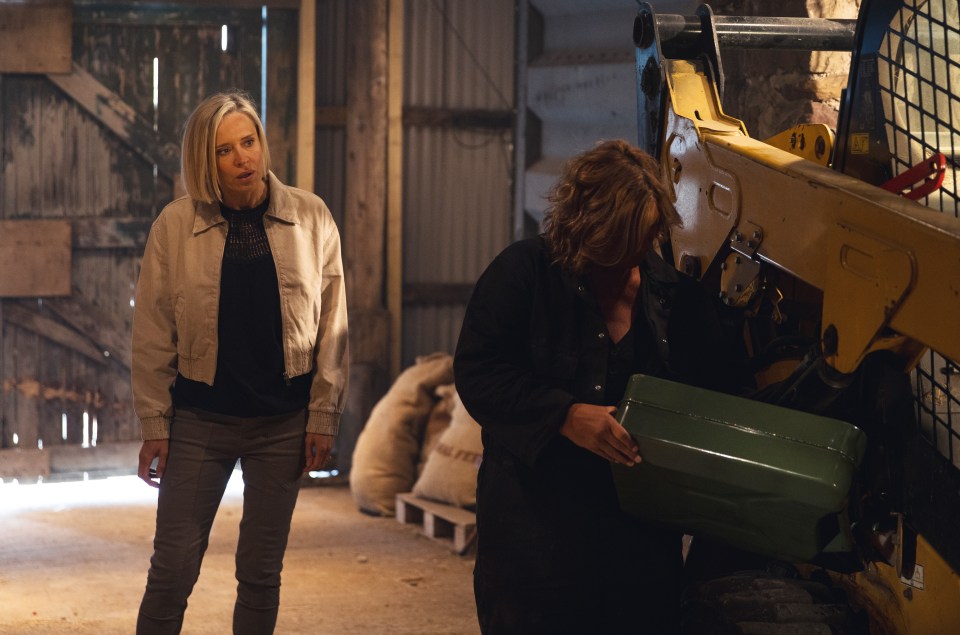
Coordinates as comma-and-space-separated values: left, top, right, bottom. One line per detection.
131, 172, 349, 440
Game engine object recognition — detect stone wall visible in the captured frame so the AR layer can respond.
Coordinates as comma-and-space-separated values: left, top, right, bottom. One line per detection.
712, 0, 861, 140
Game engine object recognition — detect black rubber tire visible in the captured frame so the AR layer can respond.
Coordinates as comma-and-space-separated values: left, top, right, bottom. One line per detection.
679, 570, 871, 635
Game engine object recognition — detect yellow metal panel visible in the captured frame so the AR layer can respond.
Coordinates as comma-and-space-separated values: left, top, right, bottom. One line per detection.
835, 533, 960, 634
660, 56, 960, 371
764, 124, 835, 167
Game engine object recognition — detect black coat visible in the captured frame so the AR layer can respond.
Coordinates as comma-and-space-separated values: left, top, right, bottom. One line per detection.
454, 236, 747, 633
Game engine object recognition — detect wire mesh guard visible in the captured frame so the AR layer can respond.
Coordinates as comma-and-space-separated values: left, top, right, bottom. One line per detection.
876, 0, 959, 465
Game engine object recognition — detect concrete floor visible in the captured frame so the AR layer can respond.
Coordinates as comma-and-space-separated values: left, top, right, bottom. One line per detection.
0, 474, 479, 634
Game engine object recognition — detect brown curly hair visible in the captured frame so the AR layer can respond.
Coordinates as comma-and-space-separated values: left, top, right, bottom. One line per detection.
542, 139, 680, 274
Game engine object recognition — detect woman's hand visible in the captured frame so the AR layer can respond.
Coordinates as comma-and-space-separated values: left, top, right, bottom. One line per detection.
138, 439, 169, 488
304, 433, 335, 473
559, 403, 641, 466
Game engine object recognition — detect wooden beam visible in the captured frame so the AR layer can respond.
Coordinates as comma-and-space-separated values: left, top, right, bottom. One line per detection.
341, 1, 391, 465
73, 4, 255, 25
296, 0, 317, 190
73, 0, 300, 10
387, 0, 405, 379
46, 63, 180, 179
3, 304, 108, 367
0, 220, 71, 298
0, 0, 71, 74
40, 297, 132, 372
344, 0, 388, 319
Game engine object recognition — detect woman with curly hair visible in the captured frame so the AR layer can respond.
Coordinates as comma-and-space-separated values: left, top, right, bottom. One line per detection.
455, 139, 746, 633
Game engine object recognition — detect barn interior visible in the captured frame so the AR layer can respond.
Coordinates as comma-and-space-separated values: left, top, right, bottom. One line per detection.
0, 0, 926, 634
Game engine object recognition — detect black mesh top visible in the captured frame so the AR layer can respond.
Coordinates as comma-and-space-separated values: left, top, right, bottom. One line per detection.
173, 195, 312, 417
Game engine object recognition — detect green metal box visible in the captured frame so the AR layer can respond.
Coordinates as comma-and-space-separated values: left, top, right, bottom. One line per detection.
612, 374, 867, 562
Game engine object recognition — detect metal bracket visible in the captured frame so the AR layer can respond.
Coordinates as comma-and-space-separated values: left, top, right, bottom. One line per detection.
730, 221, 764, 258
719, 252, 762, 307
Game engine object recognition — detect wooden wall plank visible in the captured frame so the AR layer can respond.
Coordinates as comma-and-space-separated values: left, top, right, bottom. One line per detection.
42, 297, 132, 372
10, 327, 41, 450
267, 9, 299, 183
3, 304, 107, 367
71, 18, 154, 141
151, 9, 264, 164
59, 348, 82, 447
40, 89, 66, 218
0, 220, 72, 297
39, 332, 68, 448
47, 64, 180, 179
0, 306, 8, 448
1, 3, 295, 459
238, 12, 264, 108
0, 1, 71, 74
1, 77, 163, 220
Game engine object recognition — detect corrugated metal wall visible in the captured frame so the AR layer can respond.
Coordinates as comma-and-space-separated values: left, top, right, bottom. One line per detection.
314, 1, 699, 372
401, 0, 515, 368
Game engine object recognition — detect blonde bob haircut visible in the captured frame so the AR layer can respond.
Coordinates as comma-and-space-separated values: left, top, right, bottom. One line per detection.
180, 90, 272, 204
542, 139, 681, 275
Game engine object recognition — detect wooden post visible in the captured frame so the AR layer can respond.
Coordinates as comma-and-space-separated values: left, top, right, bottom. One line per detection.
296, 0, 316, 191
387, 0, 404, 380
339, 0, 391, 474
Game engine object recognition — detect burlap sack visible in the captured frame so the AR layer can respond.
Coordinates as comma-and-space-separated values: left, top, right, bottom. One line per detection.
411, 390, 483, 509
418, 383, 455, 476
349, 352, 454, 516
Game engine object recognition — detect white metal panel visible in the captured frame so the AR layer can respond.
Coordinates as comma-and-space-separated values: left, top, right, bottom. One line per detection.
517, 0, 699, 232
528, 62, 637, 127
541, 7, 637, 52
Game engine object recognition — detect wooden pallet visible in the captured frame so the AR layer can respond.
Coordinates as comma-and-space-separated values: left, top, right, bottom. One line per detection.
395, 492, 477, 555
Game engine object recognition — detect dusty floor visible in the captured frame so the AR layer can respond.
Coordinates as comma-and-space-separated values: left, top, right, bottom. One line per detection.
0, 474, 479, 634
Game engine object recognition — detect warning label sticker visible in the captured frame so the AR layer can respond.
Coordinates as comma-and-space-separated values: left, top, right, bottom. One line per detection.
850, 133, 871, 154
900, 564, 925, 590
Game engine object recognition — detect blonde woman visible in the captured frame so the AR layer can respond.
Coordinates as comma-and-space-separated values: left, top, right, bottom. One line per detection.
132, 90, 348, 634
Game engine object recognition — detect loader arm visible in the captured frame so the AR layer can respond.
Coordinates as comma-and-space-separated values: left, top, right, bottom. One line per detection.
636, 4, 960, 375
634, 3, 960, 633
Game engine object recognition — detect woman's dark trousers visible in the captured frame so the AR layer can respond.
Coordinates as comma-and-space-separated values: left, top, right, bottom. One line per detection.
136, 408, 305, 635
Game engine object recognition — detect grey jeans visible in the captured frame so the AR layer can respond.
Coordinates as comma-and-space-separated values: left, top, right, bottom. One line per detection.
137, 407, 305, 635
